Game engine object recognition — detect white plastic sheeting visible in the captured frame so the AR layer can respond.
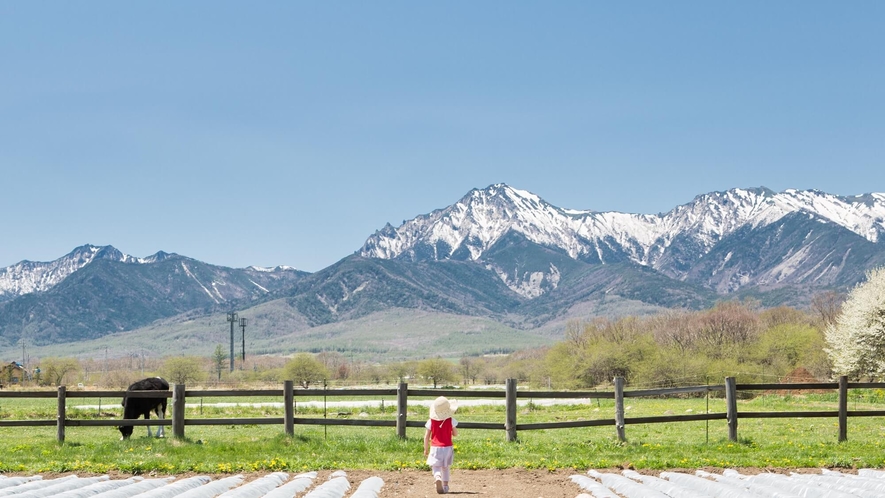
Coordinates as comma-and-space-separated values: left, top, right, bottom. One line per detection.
130, 476, 213, 498
746, 472, 860, 498
803, 473, 885, 495
620, 469, 711, 498
348, 476, 384, 498
570, 475, 621, 498
261, 477, 315, 498
0, 476, 43, 490
697, 470, 804, 498
217, 473, 289, 498
0, 475, 78, 496
579, 469, 885, 497
8, 467, 885, 497
587, 470, 672, 498
13, 476, 110, 498
175, 475, 245, 498
90, 478, 175, 498
53, 477, 142, 498
661, 471, 761, 498
302, 477, 351, 498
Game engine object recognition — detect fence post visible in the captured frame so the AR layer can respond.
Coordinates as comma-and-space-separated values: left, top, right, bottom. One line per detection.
57, 385, 66, 443
614, 377, 626, 442
172, 383, 186, 439
505, 378, 517, 442
284, 380, 294, 437
396, 382, 408, 439
838, 375, 848, 442
726, 376, 737, 442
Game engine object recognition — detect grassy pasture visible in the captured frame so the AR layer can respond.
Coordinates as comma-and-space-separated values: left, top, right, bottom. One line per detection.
3, 392, 885, 474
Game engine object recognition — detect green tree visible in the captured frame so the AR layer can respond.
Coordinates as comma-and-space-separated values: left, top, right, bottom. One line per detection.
212, 345, 226, 381
387, 361, 416, 383
284, 353, 329, 388
825, 267, 885, 380
751, 323, 828, 379
40, 357, 80, 386
417, 358, 455, 388
163, 356, 207, 385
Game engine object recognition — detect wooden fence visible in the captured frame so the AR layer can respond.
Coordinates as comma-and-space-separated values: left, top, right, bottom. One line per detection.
1, 377, 884, 443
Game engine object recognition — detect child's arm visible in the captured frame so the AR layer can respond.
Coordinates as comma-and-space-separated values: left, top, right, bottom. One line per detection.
423, 427, 431, 456
452, 426, 458, 438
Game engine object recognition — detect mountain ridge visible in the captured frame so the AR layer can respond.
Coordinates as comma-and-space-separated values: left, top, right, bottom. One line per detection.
360, 184, 885, 297
2, 184, 884, 358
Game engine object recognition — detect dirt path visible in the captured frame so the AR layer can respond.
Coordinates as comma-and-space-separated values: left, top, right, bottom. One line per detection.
343, 468, 582, 497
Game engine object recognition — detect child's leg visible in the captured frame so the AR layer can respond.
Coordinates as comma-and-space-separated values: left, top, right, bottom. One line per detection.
432, 466, 444, 493
431, 465, 444, 480
440, 465, 451, 483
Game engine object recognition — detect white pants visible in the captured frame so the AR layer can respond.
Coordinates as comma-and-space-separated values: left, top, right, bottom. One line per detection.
427, 445, 454, 481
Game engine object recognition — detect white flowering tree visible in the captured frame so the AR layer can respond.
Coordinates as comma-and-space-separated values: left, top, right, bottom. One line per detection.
825, 267, 885, 380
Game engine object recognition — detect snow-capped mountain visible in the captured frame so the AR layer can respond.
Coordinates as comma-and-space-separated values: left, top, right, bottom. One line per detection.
4, 184, 885, 352
360, 184, 885, 297
0, 245, 168, 302
0, 245, 308, 346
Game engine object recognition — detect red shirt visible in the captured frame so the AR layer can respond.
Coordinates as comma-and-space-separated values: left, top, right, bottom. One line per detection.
428, 418, 454, 447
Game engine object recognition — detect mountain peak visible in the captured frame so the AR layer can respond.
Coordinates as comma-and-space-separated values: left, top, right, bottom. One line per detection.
468, 183, 546, 209
360, 184, 885, 271
0, 245, 181, 301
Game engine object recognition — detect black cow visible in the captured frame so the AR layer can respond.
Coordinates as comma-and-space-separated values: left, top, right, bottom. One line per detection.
119, 377, 169, 439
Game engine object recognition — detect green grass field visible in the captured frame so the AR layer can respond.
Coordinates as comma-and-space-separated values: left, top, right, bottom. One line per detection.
4, 391, 885, 474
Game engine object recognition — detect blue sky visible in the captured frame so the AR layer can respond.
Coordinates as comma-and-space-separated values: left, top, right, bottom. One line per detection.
1, 2, 883, 271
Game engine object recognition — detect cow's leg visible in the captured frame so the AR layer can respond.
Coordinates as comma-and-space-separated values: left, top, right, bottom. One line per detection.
144, 412, 153, 438
156, 406, 166, 438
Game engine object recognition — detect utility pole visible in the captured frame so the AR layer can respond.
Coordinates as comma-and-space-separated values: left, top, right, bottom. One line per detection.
19, 337, 27, 383
226, 311, 238, 372
239, 317, 247, 363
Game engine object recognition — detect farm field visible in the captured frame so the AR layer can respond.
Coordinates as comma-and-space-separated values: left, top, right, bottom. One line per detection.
3, 392, 885, 475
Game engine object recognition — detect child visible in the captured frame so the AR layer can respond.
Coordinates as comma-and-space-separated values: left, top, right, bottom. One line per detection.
424, 396, 458, 494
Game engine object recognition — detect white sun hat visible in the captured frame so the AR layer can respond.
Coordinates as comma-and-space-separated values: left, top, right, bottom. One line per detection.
429, 396, 458, 421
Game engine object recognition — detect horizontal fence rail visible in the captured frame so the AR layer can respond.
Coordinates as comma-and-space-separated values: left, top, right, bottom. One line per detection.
0, 376, 881, 443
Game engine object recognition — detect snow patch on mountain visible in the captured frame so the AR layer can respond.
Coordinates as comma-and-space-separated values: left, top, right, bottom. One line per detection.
488, 262, 561, 298
181, 261, 220, 304
249, 279, 270, 292
248, 265, 299, 272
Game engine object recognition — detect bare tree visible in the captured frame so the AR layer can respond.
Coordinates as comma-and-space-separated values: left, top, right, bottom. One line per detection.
812, 290, 845, 328
459, 357, 484, 385
650, 311, 698, 355
697, 301, 760, 354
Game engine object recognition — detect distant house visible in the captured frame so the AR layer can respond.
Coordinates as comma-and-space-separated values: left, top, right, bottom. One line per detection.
1, 361, 27, 387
